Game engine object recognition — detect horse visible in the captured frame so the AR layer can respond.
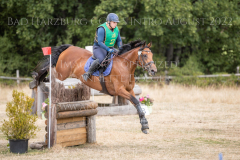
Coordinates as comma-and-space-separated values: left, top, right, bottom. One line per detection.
32, 40, 157, 134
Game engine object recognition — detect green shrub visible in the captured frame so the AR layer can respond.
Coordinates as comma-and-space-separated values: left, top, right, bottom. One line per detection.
168, 55, 204, 76
1, 90, 39, 140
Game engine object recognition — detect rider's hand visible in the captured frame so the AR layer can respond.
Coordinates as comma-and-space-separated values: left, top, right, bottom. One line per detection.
118, 46, 122, 50
107, 48, 115, 54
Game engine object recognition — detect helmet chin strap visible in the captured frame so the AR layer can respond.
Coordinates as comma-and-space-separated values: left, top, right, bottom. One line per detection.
108, 22, 113, 30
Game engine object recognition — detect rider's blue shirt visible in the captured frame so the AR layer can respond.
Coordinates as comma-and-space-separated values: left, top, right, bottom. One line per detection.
93, 27, 122, 51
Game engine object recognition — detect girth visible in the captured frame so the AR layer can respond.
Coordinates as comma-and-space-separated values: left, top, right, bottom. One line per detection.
99, 68, 112, 96
95, 52, 113, 96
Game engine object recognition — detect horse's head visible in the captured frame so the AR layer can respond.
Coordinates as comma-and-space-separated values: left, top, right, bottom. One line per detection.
137, 42, 157, 76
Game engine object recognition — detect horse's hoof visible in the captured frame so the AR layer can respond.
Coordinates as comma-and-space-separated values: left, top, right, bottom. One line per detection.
141, 122, 149, 130
142, 129, 149, 134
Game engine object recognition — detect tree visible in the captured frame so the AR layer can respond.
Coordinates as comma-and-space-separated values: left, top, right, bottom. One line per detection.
1, 0, 240, 77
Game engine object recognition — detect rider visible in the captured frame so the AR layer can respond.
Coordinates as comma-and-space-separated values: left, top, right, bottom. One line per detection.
82, 13, 123, 81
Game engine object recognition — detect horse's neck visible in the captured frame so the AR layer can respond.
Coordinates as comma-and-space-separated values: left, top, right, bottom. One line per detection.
119, 48, 139, 72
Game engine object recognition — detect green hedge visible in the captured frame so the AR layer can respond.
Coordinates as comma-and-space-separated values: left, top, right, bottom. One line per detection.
171, 74, 239, 88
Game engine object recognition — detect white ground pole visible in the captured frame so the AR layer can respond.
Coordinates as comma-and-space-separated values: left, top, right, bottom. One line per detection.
48, 54, 52, 148
85, 46, 94, 101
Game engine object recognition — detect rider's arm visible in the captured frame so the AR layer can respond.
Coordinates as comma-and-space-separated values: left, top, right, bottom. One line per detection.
116, 31, 122, 48
97, 27, 111, 51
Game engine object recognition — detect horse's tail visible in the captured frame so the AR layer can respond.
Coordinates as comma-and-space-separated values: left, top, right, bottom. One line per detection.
31, 44, 72, 86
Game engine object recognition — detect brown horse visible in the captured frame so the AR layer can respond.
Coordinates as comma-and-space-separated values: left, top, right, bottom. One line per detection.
32, 40, 157, 134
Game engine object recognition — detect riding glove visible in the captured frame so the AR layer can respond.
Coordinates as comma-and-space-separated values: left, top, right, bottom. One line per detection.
107, 48, 115, 54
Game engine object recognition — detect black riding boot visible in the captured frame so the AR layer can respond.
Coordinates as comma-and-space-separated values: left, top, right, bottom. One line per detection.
82, 59, 100, 81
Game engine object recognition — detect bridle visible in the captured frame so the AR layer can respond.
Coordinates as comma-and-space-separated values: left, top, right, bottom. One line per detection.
137, 46, 154, 72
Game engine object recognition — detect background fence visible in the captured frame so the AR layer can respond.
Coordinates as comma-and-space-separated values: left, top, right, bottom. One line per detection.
1, 67, 239, 85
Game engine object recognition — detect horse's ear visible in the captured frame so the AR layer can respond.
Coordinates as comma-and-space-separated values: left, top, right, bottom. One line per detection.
147, 41, 152, 48
141, 41, 146, 48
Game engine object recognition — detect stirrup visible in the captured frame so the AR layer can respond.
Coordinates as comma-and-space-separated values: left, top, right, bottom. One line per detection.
82, 59, 100, 81
82, 72, 91, 81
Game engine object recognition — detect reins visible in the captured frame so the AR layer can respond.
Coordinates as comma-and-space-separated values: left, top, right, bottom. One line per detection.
100, 48, 154, 72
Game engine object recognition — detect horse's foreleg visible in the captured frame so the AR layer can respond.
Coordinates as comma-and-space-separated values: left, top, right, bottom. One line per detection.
117, 87, 149, 134
129, 89, 149, 134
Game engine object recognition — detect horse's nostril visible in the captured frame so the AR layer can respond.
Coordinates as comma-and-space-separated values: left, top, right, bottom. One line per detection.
151, 70, 155, 75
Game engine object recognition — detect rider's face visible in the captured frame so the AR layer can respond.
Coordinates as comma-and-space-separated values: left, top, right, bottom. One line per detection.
108, 21, 118, 28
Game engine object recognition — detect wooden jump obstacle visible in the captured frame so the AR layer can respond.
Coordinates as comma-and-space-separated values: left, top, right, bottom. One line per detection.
44, 100, 98, 147
29, 76, 92, 118
30, 78, 142, 117
29, 69, 97, 148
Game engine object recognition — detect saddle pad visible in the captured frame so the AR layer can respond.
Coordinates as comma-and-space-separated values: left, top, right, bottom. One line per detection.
84, 54, 114, 76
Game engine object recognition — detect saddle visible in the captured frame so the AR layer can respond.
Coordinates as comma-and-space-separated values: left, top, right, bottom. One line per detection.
91, 51, 112, 72
91, 51, 113, 95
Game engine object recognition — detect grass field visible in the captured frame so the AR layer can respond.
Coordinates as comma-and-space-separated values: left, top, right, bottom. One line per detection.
0, 84, 239, 159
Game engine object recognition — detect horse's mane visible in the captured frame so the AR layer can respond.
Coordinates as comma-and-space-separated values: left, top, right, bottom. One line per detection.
118, 39, 146, 55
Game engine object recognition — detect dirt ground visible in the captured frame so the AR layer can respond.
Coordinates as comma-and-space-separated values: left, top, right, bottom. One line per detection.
0, 84, 239, 159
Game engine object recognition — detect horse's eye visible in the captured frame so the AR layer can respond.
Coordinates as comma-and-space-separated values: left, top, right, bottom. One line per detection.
144, 54, 147, 57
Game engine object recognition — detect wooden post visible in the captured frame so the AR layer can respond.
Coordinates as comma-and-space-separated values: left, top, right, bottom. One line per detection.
165, 70, 169, 85
112, 96, 128, 106
55, 101, 98, 112
37, 85, 43, 118
31, 88, 38, 115
87, 115, 96, 143
237, 66, 239, 86
44, 109, 98, 119
91, 88, 94, 101
16, 70, 20, 84
114, 96, 118, 105
56, 109, 97, 119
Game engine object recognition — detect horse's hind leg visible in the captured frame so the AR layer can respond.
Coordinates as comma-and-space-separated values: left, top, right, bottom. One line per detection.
117, 87, 149, 134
